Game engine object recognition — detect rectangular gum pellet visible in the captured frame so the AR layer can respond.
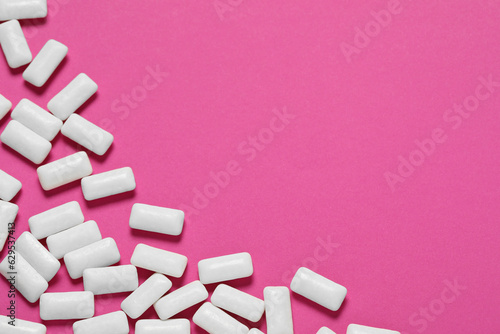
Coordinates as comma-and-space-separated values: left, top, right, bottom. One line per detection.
61, 114, 113, 155
290, 267, 347, 311
0, 315, 47, 333
193, 302, 249, 334
317, 327, 337, 334
0, 20, 32, 68
347, 325, 400, 334
16, 232, 60, 282
11, 98, 63, 141
0, 252, 48, 303
23, 39, 68, 87
46, 220, 102, 259
121, 273, 172, 319
28, 201, 84, 239
135, 319, 190, 334
81, 167, 135, 201
83, 265, 138, 295
40, 291, 94, 320
264, 286, 294, 334
131, 243, 187, 278
0, 169, 22, 201
0, 120, 52, 164
249, 329, 265, 334
154, 280, 209, 320
37, 151, 93, 191
129, 203, 185, 236
0, 200, 18, 251
64, 238, 120, 279
0, 0, 47, 21
198, 252, 253, 284
73, 311, 129, 334
211, 284, 265, 322
47, 73, 98, 120
0, 94, 12, 120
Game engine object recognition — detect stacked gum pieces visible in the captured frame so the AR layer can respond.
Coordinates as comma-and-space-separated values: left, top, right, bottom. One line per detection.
0, 2, 400, 334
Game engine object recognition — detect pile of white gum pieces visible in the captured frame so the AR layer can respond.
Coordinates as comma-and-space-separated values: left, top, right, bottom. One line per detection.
0, 1, 401, 334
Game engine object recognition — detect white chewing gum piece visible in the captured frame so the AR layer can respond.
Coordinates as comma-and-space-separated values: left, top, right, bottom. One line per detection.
290, 267, 347, 311
211, 284, 265, 322
0, 0, 47, 21
0, 93, 12, 120
346, 324, 400, 334
249, 329, 265, 334
64, 238, 120, 279
37, 151, 92, 191
0, 252, 48, 303
154, 280, 208, 320
121, 273, 172, 319
11, 99, 62, 141
0, 20, 32, 68
135, 319, 190, 334
193, 302, 249, 334
73, 311, 129, 334
47, 73, 97, 120
46, 220, 102, 259
129, 203, 184, 236
83, 265, 138, 295
23, 39, 68, 87
0, 315, 47, 333
39, 291, 94, 320
15, 231, 60, 281
0, 200, 18, 251
81, 167, 135, 201
28, 201, 84, 239
264, 286, 294, 334
130, 243, 187, 278
198, 252, 253, 284
0, 120, 51, 164
0, 169, 21, 201
61, 114, 113, 156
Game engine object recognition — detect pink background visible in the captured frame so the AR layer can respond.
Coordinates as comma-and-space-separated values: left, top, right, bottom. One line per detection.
1, 0, 500, 333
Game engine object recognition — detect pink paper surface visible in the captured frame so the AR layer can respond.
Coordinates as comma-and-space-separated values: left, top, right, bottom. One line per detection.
1, 1, 500, 333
